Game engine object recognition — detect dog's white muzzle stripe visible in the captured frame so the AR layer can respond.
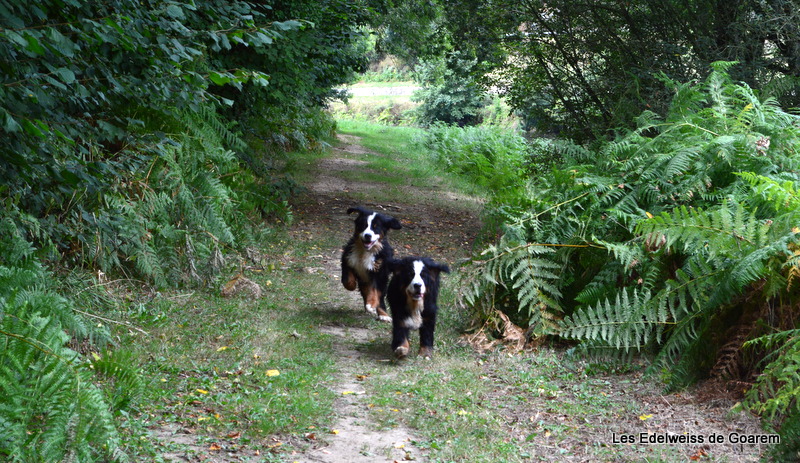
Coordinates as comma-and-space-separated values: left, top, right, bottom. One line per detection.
360, 212, 380, 246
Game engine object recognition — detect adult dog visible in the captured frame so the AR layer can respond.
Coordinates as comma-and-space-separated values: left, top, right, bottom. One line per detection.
387, 256, 449, 359
341, 206, 402, 322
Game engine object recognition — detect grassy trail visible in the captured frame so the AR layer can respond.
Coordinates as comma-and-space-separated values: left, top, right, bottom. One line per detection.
124, 121, 767, 462
282, 123, 484, 462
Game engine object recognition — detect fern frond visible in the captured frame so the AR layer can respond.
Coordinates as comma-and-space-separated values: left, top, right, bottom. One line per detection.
457, 238, 567, 334
737, 172, 800, 211
560, 288, 658, 352
744, 330, 800, 419
636, 201, 768, 257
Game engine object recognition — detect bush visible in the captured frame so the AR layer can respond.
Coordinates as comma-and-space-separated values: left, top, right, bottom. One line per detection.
412, 52, 488, 126
359, 65, 414, 83
0, 1, 369, 459
418, 124, 531, 205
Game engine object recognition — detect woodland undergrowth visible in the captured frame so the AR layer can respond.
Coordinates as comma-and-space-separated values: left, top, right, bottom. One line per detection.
449, 63, 800, 446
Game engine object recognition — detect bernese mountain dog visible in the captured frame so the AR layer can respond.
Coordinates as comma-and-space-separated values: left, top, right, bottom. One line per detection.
341, 206, 402, 322
387, 256, 450, 359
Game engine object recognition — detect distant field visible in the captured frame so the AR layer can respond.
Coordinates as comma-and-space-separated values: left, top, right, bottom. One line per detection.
330, 82, 420, 124
342, 80, 417, 88
342, 85, 418, 97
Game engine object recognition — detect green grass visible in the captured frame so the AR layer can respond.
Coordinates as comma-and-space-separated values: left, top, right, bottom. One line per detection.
330, 80, 420, 126
335, 119, 488, 205
336, 119, 421, 156
115, 230, 348, 459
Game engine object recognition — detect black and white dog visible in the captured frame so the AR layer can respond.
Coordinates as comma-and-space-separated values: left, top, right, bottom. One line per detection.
341, 206, 402, 322
387, 256, 450, 359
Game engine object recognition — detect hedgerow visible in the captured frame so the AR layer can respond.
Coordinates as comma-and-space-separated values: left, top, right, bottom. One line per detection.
0, 0, 368, 459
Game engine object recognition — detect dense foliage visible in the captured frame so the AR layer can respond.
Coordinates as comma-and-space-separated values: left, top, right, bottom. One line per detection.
457, 65, 800, 427
0, 0, 369, 459
0, 217, 137, 461
419, 123, 529, 204
437, 0, 800, 140
0, 0, 369, 282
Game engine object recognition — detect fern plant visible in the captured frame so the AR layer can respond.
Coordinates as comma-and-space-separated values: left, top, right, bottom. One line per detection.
456, 234, 564, 337
561, 201, 791, 382
744, 329, 800, 420
0, 216, 132, 462
419, 123, 530, 206
74, 108, 246, 287
460, 63, 800, 401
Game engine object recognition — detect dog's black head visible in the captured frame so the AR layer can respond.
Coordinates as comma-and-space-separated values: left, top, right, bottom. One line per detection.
389, 257, 450, 301
347, 206, 402, 251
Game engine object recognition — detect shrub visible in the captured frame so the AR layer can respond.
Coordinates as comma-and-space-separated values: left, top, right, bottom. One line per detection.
418, 124, 530, 206
412, 52, 488, 126
359, 65, 414, 83
0, 1, 367, 459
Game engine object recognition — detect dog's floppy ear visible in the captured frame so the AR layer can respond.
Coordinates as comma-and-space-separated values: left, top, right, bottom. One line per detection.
388, 258, 406, 276
387, 216, 402, 230
428, 260, 450, 275
347, 206, 368, 216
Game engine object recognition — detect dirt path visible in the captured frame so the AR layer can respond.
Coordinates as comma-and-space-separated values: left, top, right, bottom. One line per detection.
284, 134, 481, 462
298, 323, 415, 463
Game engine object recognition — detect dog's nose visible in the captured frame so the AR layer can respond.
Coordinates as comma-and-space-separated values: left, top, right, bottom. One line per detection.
363, 233, 372, 242
413, 283, 422, 291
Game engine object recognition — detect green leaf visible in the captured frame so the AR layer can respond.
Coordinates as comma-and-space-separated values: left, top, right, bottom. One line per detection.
20, 119, 45, 138
208, 71, 231, 86
4, 30, 28, 49
25, 34, 46, 55
55, 68, 75, 84
104, 17, 125, 34
2, 109, 21, 133
252, 72, 270, 87
273, 20, 303, 31
166, 4, 184, 19
59, 169, 80, 186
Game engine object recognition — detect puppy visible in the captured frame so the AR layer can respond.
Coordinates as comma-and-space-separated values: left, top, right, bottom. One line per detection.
341, 206, 402, 322
387, 257, 450, 359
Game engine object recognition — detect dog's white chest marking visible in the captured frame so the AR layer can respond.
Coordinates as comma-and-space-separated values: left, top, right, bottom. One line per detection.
347, 239, 382, 281
402, 298, 424, 329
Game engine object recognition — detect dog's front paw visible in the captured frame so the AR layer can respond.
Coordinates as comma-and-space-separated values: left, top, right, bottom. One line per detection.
418, 346, 433, 359
375, 307, 392, 323
394, 345, 409, 359
365, 304, 377, 315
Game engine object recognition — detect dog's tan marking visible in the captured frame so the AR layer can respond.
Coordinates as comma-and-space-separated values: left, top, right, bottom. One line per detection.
394, 338, 410, 359
360, 286, 380, 309
418, 346, 433, 359
343, 270, 357, 291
